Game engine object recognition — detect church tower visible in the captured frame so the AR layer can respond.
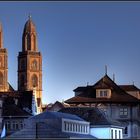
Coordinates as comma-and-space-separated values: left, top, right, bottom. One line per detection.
18, 16, 42, 111
0, 23, 8, 92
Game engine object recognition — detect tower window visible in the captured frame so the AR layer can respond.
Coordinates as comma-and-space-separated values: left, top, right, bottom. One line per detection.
31, 60, 37, 70
32, 74, 38, 87
27, 34, 31, 50
0, 56, 2, 67
0, 72, 3, 85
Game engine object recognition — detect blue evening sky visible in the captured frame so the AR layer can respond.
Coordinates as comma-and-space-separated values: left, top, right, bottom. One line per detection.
0, 2, 140, 104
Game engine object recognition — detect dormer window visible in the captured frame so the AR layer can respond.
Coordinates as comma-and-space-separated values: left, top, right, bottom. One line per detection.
100, 90, 108, 97
96, 89, 111, 98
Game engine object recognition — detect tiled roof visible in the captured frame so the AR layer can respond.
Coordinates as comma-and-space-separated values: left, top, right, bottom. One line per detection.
46, 101, 70, 111
29, 111, 85, 122
119, 85, 140, 91
8, 121, 95, 139
65, 95, 139, 103
65, 74, 140, 104
59, 107, 122, 126
74, 86, 92, 92
2, 104, 32, 117
8, 111, 95, 139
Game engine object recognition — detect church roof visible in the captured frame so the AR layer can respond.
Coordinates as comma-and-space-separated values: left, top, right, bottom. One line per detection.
23, 16, 36, 33
65, 74, 140, 104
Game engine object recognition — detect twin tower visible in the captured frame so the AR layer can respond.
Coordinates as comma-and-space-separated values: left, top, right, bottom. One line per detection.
0, 16, 42, 110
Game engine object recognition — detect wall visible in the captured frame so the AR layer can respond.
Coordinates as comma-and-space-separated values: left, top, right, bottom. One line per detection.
90, 127, 110, 139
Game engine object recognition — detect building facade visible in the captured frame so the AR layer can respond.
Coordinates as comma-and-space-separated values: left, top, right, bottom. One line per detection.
60, 107, 124, 139
0, 17, 43, 136
65, 74, 140, 139
18, 16, 42, 112
8, 111, 94, 139
0, 23, 8, 92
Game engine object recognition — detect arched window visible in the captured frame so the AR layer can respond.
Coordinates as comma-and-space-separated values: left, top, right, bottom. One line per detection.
0, 57, 2, 67
0, 72, 3, 85
32, 74, 38, 87
31, 34, 36, 51
27, 34, 31, 50
31, 60, 37, 70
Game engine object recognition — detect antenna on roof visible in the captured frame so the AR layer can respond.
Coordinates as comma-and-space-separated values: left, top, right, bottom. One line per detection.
133, 81, 135, 85
113, 73, 115, 82
105, 65, 107, 75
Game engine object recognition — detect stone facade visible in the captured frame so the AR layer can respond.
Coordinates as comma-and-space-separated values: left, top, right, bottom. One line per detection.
0, 24, 8, 92
18, 17, 42, 112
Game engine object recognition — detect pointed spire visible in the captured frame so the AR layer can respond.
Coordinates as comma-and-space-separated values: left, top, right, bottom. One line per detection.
0, 22, 3, 49
22, 15, 38, 52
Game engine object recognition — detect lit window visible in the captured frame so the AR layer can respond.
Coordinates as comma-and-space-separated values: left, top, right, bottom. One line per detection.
32, 74, 38, 87
31, 60, 37, 70
120, 108, 128, 116
0, 72, 3, 85
100, 90, 108, 97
